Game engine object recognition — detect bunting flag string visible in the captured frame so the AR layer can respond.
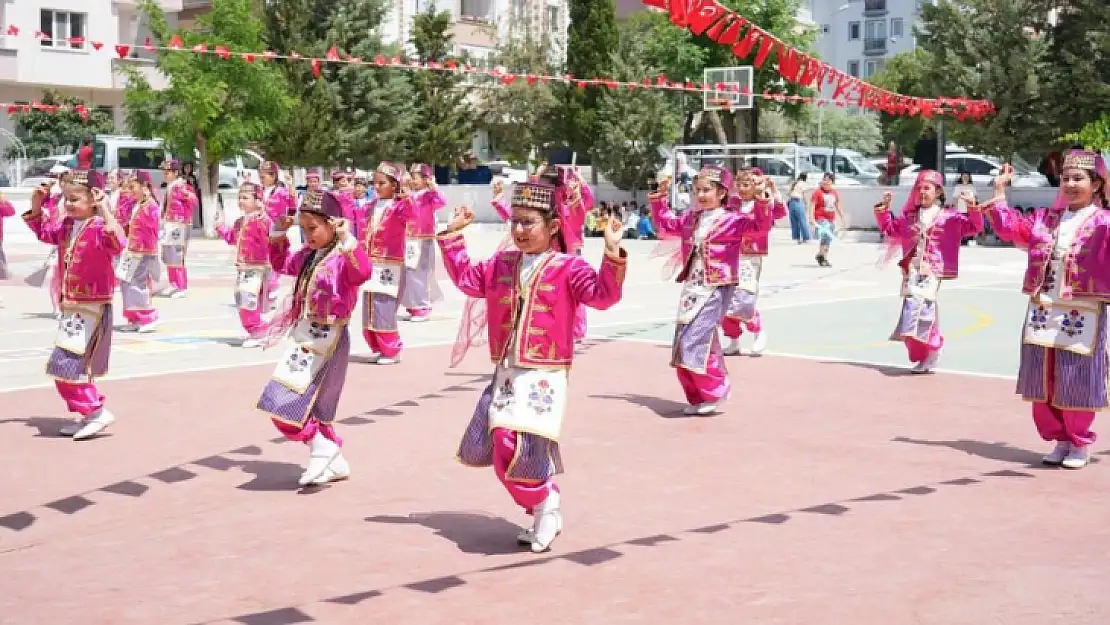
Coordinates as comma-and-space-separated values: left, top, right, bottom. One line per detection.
2, 18, 987, 120
642, 0, 995, 121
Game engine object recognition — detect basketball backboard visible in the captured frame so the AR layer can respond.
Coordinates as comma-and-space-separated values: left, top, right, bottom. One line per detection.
703, 66, 754, 112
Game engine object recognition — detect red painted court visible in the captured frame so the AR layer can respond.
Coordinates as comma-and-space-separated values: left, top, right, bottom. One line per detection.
1, 340, 1108, 624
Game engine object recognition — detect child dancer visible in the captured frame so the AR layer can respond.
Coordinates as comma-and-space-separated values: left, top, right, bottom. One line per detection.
117, 171, 163, 333
216, 182, 274, 347
260, 161, 295, 301
23, 170, 124, 440
440, 181, 627, 552
400, 163, 446, 322
349, 174, 373, 241
540, 165, 595, 342
721, 168, 786, 356
651, 167, 775, 415
360, 162, 412, 365
159, 159, 198, 298
258, 189, 370, 486
983, 157, 1109, 468
875, 170, 984, 373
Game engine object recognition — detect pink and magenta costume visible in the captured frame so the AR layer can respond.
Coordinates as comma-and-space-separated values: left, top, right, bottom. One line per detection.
159, 160, 198, 293
875, 170, 983, 368
440, 180, 626, 549
548, 167, 595, 342
400, 163, 446, 320
0, 195, 14, 279
117, 172, 162, 328
23, 170, 124, 420
721, 180, 786, 345
359, 162, 412, 361
651, 165, 775, 410
983, 151, 1110, 457
217, 183, 275, 338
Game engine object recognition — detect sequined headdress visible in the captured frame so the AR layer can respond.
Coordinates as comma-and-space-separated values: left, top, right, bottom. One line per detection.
240, 181, 264, 199
698, 164, 734, 190
376, 161, 403, 182
915, 169, 945, 189
410, 163, 433, 179
68, 169, 105, 191
299, 189, 344, 220
260, 160, 280, 176
510, 181, 555, 212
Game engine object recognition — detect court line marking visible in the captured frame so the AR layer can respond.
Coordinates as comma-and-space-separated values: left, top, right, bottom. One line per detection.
607, 334, 1018, 381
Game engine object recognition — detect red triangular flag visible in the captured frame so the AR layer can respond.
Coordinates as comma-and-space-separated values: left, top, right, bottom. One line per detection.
115, 44, 131, 58
687, 1, 727, 36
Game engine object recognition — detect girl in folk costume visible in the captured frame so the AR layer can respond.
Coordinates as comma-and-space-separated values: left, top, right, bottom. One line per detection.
23, 171, 70, 315
540, 165, 595, 342
259, 161, 296, 299
874, 169, 984, 374
0, 191, 14, 307
216, 182, 274, 348
105, 170, 124, 219
809, 172, 844, 267
651, 167, 776, 415
983, 155, 1110, 468
23, 170, 125, 440
159, 159, 198, 298
298, 168, 322, 205
440, 181, 628, 552
720, 168, 786, 357
349, 174, 373, 241
400, 163, 447, 322
116, 171, 163, 333
258, 189, 370, 486
360, 162, 412, 365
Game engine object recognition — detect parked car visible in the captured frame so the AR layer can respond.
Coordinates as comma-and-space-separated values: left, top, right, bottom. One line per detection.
218, 149, 264, 188
19, 154, 74, 187
801, 147, 883, 185
899, 153, 1049, 188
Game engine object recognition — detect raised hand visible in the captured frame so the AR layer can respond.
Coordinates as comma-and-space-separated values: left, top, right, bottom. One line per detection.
649, 177, 671, 199
274, 215, 295, 232
334, 217, 350, 240
603, 213, 623, 253
993, 164, 1014, 197
448, 206, 474, 232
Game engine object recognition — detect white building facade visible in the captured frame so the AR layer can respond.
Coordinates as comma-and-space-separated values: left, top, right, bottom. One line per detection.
805, 0, 928, 98
0, 0, 186, 144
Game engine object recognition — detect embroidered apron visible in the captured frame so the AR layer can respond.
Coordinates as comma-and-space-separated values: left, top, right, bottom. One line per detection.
236, 266, 266, 312
901, 206, 942, 302
115, 253, 139, 282
487, 252, 569, 441
160, 222, 187, 246
404, 240, 422, 269
55, 303, 104, 356
270, 319, 345, 394
675, 209, 722, 325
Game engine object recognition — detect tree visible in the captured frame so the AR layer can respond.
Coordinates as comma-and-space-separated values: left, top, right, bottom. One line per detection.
558, 0, 620, 163
123, 0, 293, 230
914, 0, 1055, 157
5, 91, 114, 159
802, 107, 883, 154
593, 20, 683, 194
868, 49, 931, 151
408, 9, 474, 168
475, 34, 560, 165
1046, 1, 1110, 147
261, 0, 414, 167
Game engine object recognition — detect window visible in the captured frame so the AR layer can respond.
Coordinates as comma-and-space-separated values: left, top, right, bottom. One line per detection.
847, 60, 860, 77
891, 17, 904, 38
460, 0, 491, 22
115, 147, 167, 170
547, 7, 560, 32
40, 9, 86, 50
864, 59, 885, 77
848, 21, 861, 40
864, 19, 886, 40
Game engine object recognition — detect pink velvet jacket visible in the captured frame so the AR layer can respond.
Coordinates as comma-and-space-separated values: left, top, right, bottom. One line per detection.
492, 197, 511, 222
269, 237, 372, 323
347, 196, 370, 240
126, 198, 161, 255
985, 201, 1110, 299
218, 211, 273, 266
438, 231, 627, 368
407, 188, 447, 239
263, 185, 296, 223
0, 199, 14, 242
115, 194, 136, 225
162, 181, 196, 225
650, 197, 776, 286
23, 212, 124, 304
737, 198, 787, 256
556, 180, 595, 253
362, 196, 412, 264
875, 203, 984, 279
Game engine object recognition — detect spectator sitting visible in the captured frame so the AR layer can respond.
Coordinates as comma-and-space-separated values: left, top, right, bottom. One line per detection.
623, 209, 639, 239
637, 208, 657, 240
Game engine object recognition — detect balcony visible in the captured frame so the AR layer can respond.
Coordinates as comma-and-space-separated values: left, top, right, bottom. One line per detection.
460, 0, 495, 24
0, 46, 16, 83
863, 37, 887, 56
863, 0, 888, 17
112, 57, 169, 91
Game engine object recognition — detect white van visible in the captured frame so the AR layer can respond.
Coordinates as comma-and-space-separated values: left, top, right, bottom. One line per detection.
801, 147, 883, 185
92, 135, 170, 187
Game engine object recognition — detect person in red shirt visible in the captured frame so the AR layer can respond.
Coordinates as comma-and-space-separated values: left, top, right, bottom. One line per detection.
75, 136, 94, 170
809, 173, 843, 267
885, 141, 901, 185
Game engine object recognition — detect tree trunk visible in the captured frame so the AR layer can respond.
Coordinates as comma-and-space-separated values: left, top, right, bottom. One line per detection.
194, 132, 221, 238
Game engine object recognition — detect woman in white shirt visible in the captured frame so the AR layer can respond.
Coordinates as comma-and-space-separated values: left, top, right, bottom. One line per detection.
786, 174, 811, 243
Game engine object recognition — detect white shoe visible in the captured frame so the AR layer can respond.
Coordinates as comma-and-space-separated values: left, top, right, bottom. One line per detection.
299, 433, 341, 486
408, 314, 429, 323
170, 290, 187, 299
241, 338, 263, 348
397, 310, 412, 321
72, 408, 116, 440
59, 417, 90, 437
722, 339, 741, 356
1061, 445, 1090, 469
1042, 441, 1070, 466
310, 453, 351, 484
530, 489, 562, 553
137, 320, 162, 333
912, 349, 941, 374
376, 357, 400, 365
750, 331, 767, 355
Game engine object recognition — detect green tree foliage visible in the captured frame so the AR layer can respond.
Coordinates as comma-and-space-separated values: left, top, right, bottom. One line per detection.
1047, 1, 1110, 149
123, 0, 293, 203
914, 0, 1054, 157
868, 49, 930, 151
408, 9, 474, 167
475, 33, 560, 165
759, 107, 882, 154
5, 91, 114, 159
559, 0, 619, 161
261, 0, 414, 167
593, 21, 683, 193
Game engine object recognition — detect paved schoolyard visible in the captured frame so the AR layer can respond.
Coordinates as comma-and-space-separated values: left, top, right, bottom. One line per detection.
1, 231, 1107, 624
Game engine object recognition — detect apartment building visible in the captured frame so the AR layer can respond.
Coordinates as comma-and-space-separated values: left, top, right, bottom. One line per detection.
381, 0, 569, 67
0, 1, 184, 138
806, 0, 927, 97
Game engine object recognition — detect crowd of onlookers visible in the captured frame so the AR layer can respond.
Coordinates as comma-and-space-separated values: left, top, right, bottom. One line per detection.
585, 200, 657, 240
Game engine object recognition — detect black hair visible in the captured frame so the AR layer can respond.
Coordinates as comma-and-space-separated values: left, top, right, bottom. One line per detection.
291, 215, 338, 300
